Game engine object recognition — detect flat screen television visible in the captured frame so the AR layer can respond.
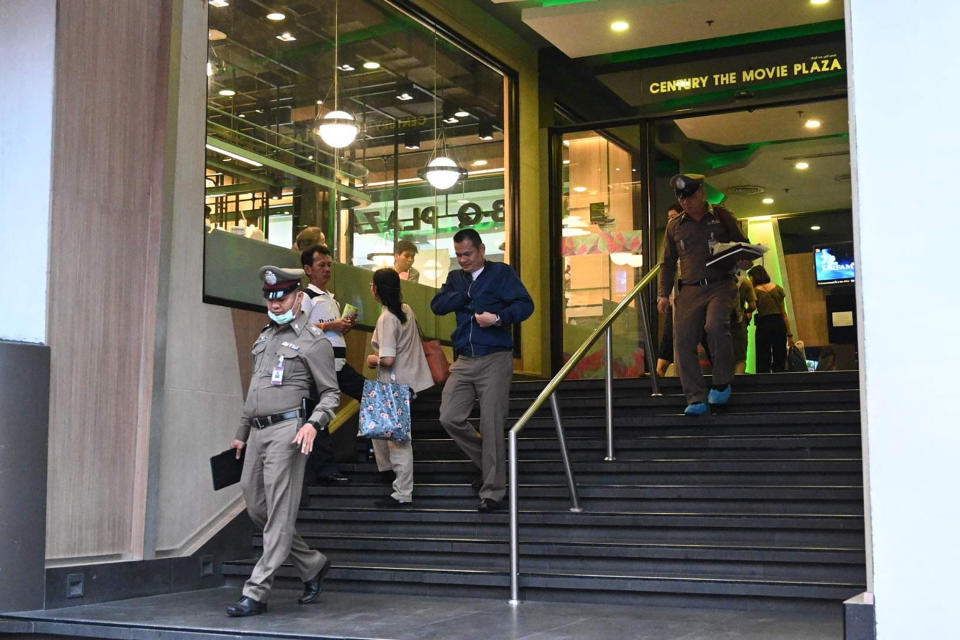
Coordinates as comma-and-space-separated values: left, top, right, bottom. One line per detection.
814, 242, 855, 287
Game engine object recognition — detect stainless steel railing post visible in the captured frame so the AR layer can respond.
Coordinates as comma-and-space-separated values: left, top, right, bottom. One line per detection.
636, 290, 663, 397
604, 326, 616, 461
549, 392, 582, 512
508, 430, 520, 606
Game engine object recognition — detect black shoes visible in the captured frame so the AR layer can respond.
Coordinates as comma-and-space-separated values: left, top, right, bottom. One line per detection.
374, 496, 413, 508
477, 497, 505, 513
226, 596, 267, 617
318, 472, 351, 486
298, 558, 332, 605
377, 470, 396, 485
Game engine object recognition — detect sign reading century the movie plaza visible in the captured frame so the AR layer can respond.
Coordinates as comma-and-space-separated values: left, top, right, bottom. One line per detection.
626, 43, 846, 104
354, 199, 505, 234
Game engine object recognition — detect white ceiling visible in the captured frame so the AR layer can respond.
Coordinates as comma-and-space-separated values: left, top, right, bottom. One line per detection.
517, 0, 843, 59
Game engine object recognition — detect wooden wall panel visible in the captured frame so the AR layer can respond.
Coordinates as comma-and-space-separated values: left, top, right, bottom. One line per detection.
785, 252, 829, 347
46, 0, 172, 561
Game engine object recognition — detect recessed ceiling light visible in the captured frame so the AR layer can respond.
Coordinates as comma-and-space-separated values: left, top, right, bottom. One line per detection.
308, 155, 314, 160
610, 20, 629, 32
562, 159, 570, 165
362, 61, 381, 70
762, 197, 774, 204
218, 88, 236, 96
810, 225, 822, 230
266, 12, 285, 21
276, 32, 296, 42
238, 113, 246, 118
209, 0, 229, 7
396, 92, 414, 101
472, 159, 488, 167
562, 140, 570, 147
795, 161, 810, 170
208, 29, 227, 41
316, 99, 323, 105
443, 116, 459, 124
804, 118, 822, 129
454, 109, 470, 118
573, 186, 587, 193
810, 0, 830, 5
337, 63, 355, 71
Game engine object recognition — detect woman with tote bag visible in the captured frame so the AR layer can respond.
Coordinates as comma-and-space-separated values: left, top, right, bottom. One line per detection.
366, 268, 434, 507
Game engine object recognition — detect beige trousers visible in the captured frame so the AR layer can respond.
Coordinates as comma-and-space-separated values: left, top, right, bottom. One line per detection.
673, 279, 738, 404
439, 350, 514, 501
373, 439, 414, 502
240, 417, 326, 603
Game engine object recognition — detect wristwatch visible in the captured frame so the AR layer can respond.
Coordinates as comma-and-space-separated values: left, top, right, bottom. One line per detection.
494, 314, 503, 326
305, 420, 325, 432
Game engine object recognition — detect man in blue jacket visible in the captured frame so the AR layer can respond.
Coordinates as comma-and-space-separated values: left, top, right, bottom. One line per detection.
431, 228, 534, 512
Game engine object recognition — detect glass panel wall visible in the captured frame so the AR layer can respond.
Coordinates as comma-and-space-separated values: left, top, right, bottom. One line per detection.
559, 126, 646, 379
203, 0, 511, 338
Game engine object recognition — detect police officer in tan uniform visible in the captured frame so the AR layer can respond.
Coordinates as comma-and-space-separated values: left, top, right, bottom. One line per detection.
657, 174, 749, 415
226, 266, 340, 617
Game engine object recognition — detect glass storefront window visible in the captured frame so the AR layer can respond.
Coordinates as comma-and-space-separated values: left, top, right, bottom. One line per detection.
202, 0, 513, 338
559, 127, 646, 379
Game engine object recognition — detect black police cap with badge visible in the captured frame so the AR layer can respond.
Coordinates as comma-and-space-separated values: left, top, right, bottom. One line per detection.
669, 173, 705, 199
258, 265, 305, 300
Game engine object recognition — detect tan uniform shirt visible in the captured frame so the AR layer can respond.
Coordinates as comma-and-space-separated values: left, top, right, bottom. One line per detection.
371, 304, 434, 393
658, 205, 747, 298
235, 311, 340, 442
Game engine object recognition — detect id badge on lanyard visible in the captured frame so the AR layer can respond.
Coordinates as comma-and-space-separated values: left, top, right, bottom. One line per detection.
271, 355, 285, 386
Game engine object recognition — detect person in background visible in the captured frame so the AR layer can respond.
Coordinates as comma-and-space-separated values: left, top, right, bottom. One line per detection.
748, 264, 794, 373
393, 239, 420, 283
657, 174, 749, 415
431, 228, 534, 512
300, 245, 366, 488
656, 204, 682, 377
366, 268, 434, 507
294, 226, 326, 252
732, 260, 758, 374
226, 266, 339, 617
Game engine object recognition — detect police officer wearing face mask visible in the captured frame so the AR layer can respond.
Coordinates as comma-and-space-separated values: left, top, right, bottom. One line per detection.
225, 265, 340, 617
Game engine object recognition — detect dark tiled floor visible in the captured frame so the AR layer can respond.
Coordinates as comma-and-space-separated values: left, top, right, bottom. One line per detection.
1, 587, 842, 640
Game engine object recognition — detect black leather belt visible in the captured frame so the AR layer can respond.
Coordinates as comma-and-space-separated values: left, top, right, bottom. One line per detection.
251, 408, 303, 429
679, 274, 735, 289
332, 347, 347, 358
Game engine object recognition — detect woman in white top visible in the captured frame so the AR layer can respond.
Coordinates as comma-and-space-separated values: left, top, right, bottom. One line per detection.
366, 268, 434, 507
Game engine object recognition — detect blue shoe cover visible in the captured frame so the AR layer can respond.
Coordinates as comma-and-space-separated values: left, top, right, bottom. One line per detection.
708, 385, 732, 405
684, 402, 709, 416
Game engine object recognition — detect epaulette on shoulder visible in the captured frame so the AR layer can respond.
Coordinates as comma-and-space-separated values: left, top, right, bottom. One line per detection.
306, 324, 323, 337
260, 323, 272, 333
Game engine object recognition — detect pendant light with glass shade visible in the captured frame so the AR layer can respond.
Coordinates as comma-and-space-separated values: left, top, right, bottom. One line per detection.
417, 30, 467, 190
316, 0, 357, 148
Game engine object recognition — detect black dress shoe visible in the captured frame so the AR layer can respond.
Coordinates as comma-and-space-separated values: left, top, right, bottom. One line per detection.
298, 557, 331, 605
377, 470, 395, 485
477, 498, 504, 513
374, 496, 413, 508
318, 472, 351, 486
226, 596, 267, 617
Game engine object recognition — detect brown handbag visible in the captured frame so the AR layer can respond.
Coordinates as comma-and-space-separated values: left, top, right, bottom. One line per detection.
417, 322, 450, 385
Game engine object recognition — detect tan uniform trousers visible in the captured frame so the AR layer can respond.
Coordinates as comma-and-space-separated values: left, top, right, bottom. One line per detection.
439, 350, 514, 501
373, 439, 414, 502
673, 279, 738, 405
240, 417, 326, 603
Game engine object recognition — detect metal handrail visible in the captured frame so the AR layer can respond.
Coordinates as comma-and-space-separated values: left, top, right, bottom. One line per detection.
507, 262, 663, 605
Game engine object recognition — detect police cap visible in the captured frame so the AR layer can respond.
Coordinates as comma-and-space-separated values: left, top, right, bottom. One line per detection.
669, 173, 705, 199
258, 265, 304, 300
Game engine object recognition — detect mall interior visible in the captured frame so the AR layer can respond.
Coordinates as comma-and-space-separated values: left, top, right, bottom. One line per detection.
1, 1, 957, 639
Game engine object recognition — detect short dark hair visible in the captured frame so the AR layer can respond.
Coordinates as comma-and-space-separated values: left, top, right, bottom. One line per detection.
453, 228, 482, 249
294, 226, 326, 251
395, 239, 418, 255
747, 264, 771, 285
300, 244, 331, 268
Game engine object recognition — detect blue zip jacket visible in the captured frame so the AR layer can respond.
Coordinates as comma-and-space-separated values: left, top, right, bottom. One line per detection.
430, 261, 534, 357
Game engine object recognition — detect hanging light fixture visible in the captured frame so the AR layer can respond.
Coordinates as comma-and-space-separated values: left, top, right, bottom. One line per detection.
418, 29, 467, 190
316, 0, 357, 148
